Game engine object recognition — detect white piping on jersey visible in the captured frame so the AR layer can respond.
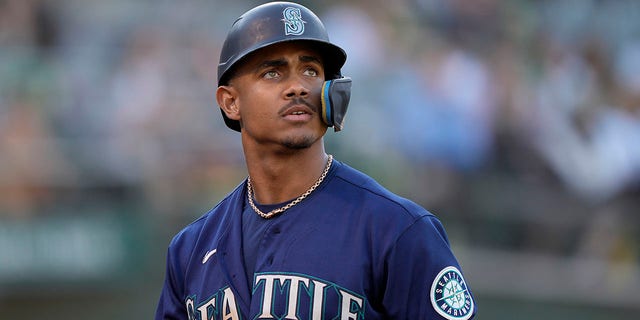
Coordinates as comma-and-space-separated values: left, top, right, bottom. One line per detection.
202, 249, 217, 264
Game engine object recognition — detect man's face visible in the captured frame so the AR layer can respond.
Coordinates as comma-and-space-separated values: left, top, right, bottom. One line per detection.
221, 42, 328, 151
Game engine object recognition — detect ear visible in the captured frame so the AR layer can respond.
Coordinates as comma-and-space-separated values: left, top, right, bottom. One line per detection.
216, 85, 241, 121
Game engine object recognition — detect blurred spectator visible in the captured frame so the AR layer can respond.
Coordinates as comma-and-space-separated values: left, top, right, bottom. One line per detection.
0, 0, 77, 218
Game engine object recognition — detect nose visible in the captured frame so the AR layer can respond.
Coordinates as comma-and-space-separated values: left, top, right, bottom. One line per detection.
284, 75, 309, 99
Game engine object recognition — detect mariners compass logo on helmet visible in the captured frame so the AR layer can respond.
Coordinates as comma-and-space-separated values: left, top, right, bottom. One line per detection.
282, 7, 306, 35
430, 266, 474, 320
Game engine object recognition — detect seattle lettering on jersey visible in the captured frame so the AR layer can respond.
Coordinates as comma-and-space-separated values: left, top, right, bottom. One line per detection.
185, 272, 365, 320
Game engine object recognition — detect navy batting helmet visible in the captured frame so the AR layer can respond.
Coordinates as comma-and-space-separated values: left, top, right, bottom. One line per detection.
217, 1, 348, 132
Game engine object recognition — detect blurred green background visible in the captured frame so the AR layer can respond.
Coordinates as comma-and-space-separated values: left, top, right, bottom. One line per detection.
1, 0, 639, 319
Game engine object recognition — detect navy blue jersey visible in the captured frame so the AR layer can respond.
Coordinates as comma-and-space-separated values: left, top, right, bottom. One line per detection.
156, 159, 476, 319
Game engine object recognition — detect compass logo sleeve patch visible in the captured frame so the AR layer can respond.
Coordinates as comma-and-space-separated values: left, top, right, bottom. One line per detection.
430, 266, 474, 320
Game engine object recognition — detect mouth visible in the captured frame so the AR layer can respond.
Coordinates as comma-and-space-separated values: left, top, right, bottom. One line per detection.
279, 96, 318, 122
282, 105, 314, 122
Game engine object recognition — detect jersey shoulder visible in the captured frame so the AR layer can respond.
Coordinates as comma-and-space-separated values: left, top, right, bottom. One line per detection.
329, 159, 453, 251
332, 160, 433, 220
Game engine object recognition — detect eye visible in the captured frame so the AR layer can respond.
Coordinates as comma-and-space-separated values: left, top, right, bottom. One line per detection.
263, 70, 279, 79
303, 68, 319, 77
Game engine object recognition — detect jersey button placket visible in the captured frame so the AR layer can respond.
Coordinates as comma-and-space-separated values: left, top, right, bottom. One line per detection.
267, 227, 280, 265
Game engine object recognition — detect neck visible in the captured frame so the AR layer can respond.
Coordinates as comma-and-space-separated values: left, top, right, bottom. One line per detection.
244, 146, 329, 205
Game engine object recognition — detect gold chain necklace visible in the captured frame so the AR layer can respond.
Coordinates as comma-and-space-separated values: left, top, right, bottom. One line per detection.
247, 155, 333, 219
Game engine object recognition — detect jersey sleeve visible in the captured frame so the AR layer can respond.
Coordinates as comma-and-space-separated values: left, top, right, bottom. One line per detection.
382, 215, 476, 319
155, 246, 188, 320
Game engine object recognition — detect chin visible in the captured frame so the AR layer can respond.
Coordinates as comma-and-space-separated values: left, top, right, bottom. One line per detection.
278, 124, 327, 150
281, 135, 315, 150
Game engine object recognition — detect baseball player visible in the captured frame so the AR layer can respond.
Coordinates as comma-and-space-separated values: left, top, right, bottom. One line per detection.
156, 2, 476, 319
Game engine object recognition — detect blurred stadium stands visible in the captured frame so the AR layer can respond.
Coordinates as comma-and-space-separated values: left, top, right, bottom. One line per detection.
1, 0, 639, 319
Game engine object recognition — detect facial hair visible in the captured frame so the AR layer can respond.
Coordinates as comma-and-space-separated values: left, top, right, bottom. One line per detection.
281, 134, 315, 149
278, 97, 321, 149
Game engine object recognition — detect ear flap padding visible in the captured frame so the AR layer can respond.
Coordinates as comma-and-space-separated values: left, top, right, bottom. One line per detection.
321, 77, 352, 132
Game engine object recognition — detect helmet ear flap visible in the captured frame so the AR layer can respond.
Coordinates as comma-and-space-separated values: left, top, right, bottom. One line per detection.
321, 77, 352, 132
